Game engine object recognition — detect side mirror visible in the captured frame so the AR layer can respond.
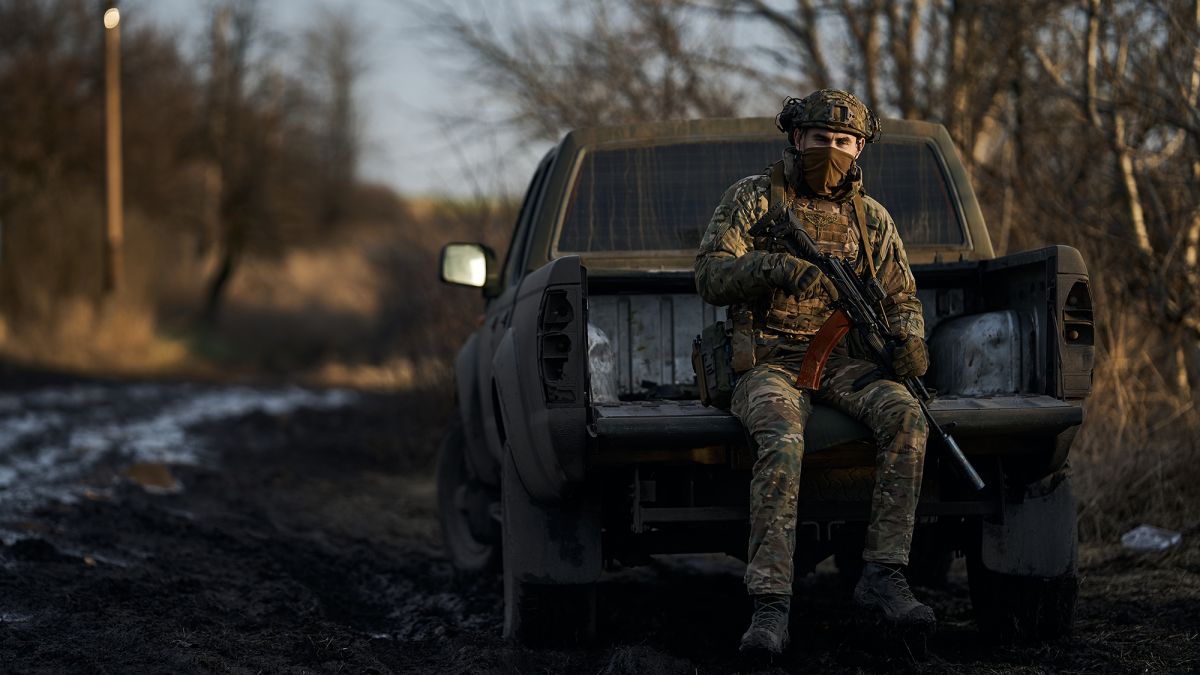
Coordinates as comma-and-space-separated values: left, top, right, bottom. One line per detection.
440, 242, 499, 296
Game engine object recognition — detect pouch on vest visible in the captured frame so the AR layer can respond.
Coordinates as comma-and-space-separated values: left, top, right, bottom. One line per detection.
729, 305, 756, 373
692, 320, 737, 409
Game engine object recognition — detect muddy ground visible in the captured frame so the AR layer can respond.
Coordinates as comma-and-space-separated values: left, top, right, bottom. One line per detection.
0, 376, 1197, 674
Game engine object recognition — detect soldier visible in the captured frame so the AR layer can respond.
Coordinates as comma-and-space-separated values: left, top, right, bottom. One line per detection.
695, 89, 935, 655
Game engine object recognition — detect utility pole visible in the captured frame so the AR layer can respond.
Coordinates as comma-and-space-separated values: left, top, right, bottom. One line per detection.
103, 2, 124, 294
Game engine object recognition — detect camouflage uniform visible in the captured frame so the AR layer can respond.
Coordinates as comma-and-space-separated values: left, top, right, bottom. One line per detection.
696, 149, 928, 597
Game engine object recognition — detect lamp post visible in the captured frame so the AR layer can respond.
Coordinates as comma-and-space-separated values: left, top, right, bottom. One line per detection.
103, 3, 123, 294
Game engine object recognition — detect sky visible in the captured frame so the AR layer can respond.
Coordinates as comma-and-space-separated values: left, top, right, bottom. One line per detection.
132, 0, 556, 198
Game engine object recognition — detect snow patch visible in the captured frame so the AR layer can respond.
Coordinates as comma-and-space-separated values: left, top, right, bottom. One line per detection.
0, 384, 358, 515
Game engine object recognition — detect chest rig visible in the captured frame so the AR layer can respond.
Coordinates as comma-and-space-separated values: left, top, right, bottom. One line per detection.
749, 161, 877, 340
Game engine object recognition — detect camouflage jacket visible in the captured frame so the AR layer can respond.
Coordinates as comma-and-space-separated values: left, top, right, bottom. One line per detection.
694, 155, 925, 345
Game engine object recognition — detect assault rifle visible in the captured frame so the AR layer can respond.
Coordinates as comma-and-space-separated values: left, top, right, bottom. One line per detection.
763, 217, 986, 491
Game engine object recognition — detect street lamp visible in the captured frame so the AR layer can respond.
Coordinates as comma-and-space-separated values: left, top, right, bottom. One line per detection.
103, 3, 123, 294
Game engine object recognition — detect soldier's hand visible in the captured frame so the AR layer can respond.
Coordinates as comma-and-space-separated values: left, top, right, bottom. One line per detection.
767, 254, 839, 301
890, 335, 929, 379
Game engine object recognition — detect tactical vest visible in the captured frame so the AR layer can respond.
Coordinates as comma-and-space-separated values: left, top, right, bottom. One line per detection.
748, 161, 877, 340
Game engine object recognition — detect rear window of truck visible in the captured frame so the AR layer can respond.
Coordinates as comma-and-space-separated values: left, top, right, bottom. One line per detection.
554, 138, 965, 253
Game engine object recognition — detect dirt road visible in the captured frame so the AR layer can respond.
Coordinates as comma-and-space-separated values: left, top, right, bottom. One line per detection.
1, 379, 1196, 673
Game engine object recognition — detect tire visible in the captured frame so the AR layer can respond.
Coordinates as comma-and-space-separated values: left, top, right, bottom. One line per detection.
436, 412, 499, 573
906, 526, 953, 589
833, 523, 951, 589
966, 553, 1078, 642
503, 570, 597, 646
833, 522, 866, 589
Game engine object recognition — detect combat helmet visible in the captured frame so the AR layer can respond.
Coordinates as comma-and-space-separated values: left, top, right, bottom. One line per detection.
776, 89, 880, 143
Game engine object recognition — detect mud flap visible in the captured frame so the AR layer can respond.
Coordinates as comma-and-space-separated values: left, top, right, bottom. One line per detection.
501, 446, 601, 643
979, 472, 1077, 577
968, 471, 1079, 641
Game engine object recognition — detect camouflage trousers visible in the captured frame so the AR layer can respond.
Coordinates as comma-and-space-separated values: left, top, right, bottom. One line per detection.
730, 346, 930, 596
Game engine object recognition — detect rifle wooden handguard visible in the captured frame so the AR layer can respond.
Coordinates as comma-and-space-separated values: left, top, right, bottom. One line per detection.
796, 309, 852, 390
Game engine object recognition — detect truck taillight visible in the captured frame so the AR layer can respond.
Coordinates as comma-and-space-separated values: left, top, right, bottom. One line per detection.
1059, 279, 1094, 399
538, 287, 582, 405
1063, 281, 1093, 346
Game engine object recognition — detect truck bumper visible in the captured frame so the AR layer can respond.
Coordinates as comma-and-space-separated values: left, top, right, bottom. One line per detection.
590, 394, 1083, 453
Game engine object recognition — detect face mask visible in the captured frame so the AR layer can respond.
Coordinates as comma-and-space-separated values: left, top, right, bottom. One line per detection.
800, 146, 855, 196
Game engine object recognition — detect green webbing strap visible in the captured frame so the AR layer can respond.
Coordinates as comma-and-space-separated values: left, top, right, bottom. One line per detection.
851, 191, 877, 280
768, 161, 788, 223
748, 161, 790, 239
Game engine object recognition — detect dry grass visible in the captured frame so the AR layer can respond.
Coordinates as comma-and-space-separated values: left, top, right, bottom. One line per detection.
0, 194, 514, 384
998, 201, 1200, 545
0, 295, 188, 373
1063, 239, 1200, 544
0, 196, 197, 374
1072, 315, 1200, 542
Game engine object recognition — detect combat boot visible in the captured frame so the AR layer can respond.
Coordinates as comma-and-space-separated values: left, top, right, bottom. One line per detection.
853, 562, 936, 631
739, 593, 790, 655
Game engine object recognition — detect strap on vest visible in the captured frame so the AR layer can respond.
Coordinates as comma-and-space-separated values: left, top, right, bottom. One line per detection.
747, 161, 789, 238
767, 161, 788, 224
851, 192, 877, 280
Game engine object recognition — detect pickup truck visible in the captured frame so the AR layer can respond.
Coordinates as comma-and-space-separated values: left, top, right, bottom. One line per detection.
436, 118, 1093, 645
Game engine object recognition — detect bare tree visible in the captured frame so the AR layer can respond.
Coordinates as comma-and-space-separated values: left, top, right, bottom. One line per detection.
1024, 0, 1200, 387
715, 0, 1064, 169
199, 0, 285, 326
423, 0, 747, 142
303, 6, 364, 229
0, 0, 106, 322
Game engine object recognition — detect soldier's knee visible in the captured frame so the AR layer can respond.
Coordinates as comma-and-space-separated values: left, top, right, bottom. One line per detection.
754, 432, 805, 470
873, 391, 928, 448
899, 399, 927, 436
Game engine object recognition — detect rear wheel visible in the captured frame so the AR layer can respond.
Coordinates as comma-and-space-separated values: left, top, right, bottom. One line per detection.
833, 522, 866, 588
906, 526, 953, 589
966, 553, 1078, 642
832, 523, 952, 588
967, 473, 1079, 642
436, 412, 499, 572
503, 569, 597, 646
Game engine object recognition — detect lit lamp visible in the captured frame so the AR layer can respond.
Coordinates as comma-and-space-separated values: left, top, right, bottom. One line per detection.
103, 4, 124, 293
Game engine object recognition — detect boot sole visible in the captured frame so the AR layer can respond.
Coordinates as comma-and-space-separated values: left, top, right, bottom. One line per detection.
738, 629, 790, 660
852, 607, 934, 658
853, 604, 936, 633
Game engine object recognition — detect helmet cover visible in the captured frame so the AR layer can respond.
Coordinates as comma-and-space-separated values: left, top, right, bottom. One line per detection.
775, 89, 880, 143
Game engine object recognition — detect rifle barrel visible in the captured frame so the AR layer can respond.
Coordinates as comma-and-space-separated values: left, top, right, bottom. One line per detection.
916, 396, 987, 491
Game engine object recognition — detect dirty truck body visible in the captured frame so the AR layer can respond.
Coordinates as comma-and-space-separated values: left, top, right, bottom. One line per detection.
437, 118, 1093, 644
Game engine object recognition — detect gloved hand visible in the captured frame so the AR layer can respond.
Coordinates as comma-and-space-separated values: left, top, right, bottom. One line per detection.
890, 335, 929, 379
766, 253, 839, 301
